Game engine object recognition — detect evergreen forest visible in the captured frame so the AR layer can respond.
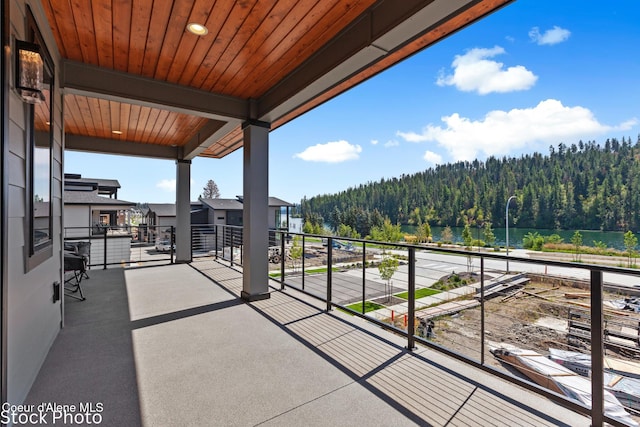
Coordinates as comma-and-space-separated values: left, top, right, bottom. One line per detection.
301, 136, 640, 238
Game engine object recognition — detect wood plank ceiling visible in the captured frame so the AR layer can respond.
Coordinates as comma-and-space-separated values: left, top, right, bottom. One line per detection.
38, 0, 513, 160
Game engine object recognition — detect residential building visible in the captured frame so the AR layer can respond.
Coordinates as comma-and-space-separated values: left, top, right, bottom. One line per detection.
63, 174, 135, 238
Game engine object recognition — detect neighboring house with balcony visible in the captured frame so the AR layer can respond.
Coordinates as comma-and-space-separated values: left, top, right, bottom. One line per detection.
63, 174, 136, 238
64, 173, 120, 198
63, 174, 136, 269
146, 196, 293, 230
145, 197, 294, 252
199, 196, 293, 229
145, 202, 202, 242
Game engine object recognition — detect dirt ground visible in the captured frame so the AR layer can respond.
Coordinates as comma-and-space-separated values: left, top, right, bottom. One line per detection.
428, 281, 640, 369
426, 281, 640, 423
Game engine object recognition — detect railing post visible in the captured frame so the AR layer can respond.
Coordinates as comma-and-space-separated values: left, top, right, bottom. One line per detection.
362, 241, 366, 315
170, 226, 174, 264
480, 256, 485, 365
239, 228, 243, 264
103, 229, 108, 269
406, 247, 416, 350
280, 230, 285, 290
214, 225, 218, 260
590, 270, 604, 427
230, 229, 234, 266
302, 235, 305, 291
326, 237, 332, 312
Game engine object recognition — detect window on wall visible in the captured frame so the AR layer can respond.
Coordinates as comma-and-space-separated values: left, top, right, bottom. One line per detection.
25, 7, 54, 269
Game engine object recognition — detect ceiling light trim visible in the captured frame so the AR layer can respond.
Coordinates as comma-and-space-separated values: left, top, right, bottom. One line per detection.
187, 23, 209, 36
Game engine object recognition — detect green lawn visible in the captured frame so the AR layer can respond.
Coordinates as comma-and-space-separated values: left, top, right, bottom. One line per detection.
269, 266, 339, 278
395, 287, 442, 300
345, 301, 385, 313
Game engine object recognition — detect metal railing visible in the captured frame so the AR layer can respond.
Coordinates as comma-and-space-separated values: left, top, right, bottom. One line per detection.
191, 224, 288, 266
65, 221, 640, 425
268, 229, 640, 427
64, 225, 175, 268
64, 223, 291, 268
191, 224, 244, 266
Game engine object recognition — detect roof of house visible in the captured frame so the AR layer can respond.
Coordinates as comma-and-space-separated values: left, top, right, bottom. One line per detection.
200, 196, 292, 209
64, 191, 135, 206
268, 197, 294, 207
149, 197, 293, 214
199, 198, 244, 211
64, 174, 121, 189
146, 203, 177, 217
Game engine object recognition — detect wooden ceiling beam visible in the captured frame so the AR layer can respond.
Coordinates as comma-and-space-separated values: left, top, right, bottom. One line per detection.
258, 0, 490, 123
61, 60, 250, 122
179, 120, 242, 160
64, 133, 179, 160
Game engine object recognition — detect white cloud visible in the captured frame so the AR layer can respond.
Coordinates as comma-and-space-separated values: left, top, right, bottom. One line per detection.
397, 99, 637, 162
423, 151, 442, 165
370, 139, 379, 145
294, 140, 362, 163
436, 46, 537, 95
156, 179, 176, 192
156, 178, 195, 192
384, 140, 399, 148
529, 26, 571, 45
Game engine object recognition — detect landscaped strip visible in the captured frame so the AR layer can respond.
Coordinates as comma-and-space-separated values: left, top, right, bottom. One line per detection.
346, 301, 385, 313
395, 287, 442, 300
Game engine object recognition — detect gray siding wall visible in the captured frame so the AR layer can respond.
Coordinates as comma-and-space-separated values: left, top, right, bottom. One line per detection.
6, 0, 63, 405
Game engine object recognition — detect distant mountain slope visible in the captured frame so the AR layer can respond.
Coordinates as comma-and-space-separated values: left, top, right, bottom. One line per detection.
302, 137, 640, 233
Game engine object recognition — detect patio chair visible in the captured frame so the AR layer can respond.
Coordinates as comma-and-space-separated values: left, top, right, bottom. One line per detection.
64, 252, 86, 301
76, 241, 91, 279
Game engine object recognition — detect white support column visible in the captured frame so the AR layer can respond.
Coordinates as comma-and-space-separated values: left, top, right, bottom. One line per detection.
175, 159, 192, 263
241, 120, 270, 301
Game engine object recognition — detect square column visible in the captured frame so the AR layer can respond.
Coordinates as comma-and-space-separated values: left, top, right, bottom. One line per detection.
241, 121, 270, 301
175, 159, 192, 263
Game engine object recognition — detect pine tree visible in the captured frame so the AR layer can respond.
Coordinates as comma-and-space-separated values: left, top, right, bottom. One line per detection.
202, 180, 220, 198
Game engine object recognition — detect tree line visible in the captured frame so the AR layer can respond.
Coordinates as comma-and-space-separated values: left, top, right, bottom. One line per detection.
301, 136, 640, 238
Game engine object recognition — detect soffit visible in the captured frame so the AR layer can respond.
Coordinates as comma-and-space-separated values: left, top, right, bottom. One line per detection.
37, 0, 513, 160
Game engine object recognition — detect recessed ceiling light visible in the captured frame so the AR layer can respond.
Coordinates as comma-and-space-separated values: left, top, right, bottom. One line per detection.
112, 130, 123, 135
187, 23, 208, 36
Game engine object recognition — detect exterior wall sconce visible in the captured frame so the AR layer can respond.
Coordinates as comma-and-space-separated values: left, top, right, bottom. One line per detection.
15, 39, 46, 104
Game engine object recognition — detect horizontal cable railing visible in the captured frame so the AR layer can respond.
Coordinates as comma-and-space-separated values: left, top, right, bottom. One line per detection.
64, 225, 175, 268
266, 228, 640, 427
77, 221, 639, 425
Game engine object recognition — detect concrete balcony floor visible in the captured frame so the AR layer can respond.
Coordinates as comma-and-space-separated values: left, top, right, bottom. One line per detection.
26, 259, 591, 426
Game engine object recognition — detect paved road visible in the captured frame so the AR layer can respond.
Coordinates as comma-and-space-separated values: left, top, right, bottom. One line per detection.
282, 247, 640, 305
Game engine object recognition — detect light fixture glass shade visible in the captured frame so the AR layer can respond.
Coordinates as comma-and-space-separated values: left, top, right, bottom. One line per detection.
16, 40, 46, 104
187, 23, 208, 36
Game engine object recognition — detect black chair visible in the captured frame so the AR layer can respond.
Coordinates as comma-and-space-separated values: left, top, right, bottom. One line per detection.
76, 241, 91, 279
64, 252, 86, 301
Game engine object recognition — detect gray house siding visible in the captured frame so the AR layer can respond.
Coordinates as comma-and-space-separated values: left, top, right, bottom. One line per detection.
5, 0, 64, 405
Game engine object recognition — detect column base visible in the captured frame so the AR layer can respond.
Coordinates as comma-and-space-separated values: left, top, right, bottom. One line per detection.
241, 290, 271, 302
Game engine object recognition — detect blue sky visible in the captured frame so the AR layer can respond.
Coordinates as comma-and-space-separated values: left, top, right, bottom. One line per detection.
65, 0, 640, 205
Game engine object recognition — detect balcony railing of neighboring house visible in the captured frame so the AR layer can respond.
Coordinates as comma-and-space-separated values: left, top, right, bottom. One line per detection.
253, 227, 640, 427
64, 225, 175, 269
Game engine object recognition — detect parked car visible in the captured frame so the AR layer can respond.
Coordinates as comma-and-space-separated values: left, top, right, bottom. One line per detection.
155, 239, 175, 252
322, 239, 344, 249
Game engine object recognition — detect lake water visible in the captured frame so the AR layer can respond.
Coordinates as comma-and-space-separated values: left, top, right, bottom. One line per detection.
401, 226, 636, 250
